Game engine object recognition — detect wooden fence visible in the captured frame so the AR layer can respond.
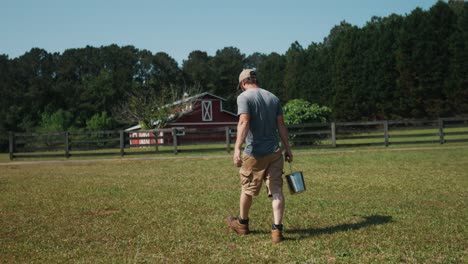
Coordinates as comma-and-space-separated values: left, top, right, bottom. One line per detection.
287, 117, 468, 148
8, 117, 468, 160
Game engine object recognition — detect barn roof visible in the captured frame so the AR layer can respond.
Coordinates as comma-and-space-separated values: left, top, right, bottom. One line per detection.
170, 92, 227, 106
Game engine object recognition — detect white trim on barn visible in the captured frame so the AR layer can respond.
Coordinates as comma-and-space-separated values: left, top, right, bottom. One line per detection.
202, 100, 213, 121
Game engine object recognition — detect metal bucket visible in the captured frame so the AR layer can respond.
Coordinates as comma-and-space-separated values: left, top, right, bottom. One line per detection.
285, 171, 306, 194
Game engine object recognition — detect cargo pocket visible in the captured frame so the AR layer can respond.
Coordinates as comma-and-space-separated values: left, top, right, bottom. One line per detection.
239, 167, 253, 186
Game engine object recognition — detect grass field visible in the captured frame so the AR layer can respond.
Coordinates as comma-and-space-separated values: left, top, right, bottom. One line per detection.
1, 146, 467, 263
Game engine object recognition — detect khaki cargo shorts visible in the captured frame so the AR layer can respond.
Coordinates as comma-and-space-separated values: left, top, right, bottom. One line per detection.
239, 149, 284, 197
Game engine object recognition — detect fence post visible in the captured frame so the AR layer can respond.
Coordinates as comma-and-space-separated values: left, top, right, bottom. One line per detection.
438, 119, 445, 144
331, 122, 336, 147
154, 130, 159, 152
172, 128, 178, 154
225, 126, 231, 153
64, 131, 70, 158
9, 132, 14, 160
383, 120, 389, 147
120, 130, 125, 157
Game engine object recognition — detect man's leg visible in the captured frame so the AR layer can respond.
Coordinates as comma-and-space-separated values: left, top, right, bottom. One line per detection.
271, 193, 284, 225
226, 155, 259, 236
266, 152, 285, 243
271, 192, 285, 243
240, 191, 253, 220
226, 191, 252, 235
266, 152, 285, 226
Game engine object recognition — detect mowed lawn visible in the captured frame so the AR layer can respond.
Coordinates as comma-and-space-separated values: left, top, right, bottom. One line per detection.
0, 146, 467, 263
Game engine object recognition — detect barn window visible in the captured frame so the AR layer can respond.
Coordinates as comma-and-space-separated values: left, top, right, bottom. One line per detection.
202, 100, 212, 121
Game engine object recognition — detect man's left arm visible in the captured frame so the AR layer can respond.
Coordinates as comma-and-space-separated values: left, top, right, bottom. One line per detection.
277, 115, 293, 162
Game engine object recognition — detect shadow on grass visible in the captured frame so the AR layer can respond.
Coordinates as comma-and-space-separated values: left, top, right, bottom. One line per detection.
287, 215, 393, 239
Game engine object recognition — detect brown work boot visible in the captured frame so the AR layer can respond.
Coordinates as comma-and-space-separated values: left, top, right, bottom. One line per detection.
271, 229, 284, 244
225, 217, 250, 235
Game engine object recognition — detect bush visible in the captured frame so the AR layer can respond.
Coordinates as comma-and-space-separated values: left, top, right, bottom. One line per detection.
283, 99, 331, 125
86, 112, 114, 131
283, 99, 332, 145
85, 112, 116, 148
38, 109, 74, 132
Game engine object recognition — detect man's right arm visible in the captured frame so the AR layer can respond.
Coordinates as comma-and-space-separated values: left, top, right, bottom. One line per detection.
233, 113, 250, 167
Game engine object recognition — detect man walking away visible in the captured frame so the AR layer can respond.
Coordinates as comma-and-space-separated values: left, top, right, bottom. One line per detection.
226, 69, 293, 244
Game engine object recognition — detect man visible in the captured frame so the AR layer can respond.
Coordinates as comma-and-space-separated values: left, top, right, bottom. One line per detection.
225, 69, 293, 244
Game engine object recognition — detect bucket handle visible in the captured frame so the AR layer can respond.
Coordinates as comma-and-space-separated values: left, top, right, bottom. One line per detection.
288, 162, 295, 174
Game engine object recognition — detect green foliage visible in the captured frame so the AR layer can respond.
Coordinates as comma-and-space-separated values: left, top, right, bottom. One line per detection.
283, 99, 331, 125
86, 112, 114, 131
38, 109, 74, 132
284, 41, 307, 101
256, 52, 286, 101
122, 87, 176, 129
84, 112, 116, 148
209, 47, 245, 112
183, 51, 214, 91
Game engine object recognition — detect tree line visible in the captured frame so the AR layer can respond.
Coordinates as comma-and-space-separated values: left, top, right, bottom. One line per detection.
1, 1, 467, 150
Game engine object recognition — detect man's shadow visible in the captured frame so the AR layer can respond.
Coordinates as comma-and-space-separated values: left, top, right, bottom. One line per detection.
284, 215, 393, 239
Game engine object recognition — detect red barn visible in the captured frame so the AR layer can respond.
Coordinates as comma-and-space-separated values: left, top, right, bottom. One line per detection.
127, 92, 238, 146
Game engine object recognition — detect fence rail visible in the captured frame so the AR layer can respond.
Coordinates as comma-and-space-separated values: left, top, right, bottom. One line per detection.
8, 117, 468, 160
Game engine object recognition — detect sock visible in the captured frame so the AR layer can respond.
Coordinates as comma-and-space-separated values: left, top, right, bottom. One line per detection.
272, 224, 283, 231
239, 218, 249, 225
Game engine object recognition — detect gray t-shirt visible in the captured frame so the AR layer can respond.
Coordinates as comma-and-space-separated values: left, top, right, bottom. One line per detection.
237, 88, 283, 157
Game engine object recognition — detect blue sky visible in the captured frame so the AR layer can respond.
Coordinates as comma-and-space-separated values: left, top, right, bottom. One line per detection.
1, 0, 437, 66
